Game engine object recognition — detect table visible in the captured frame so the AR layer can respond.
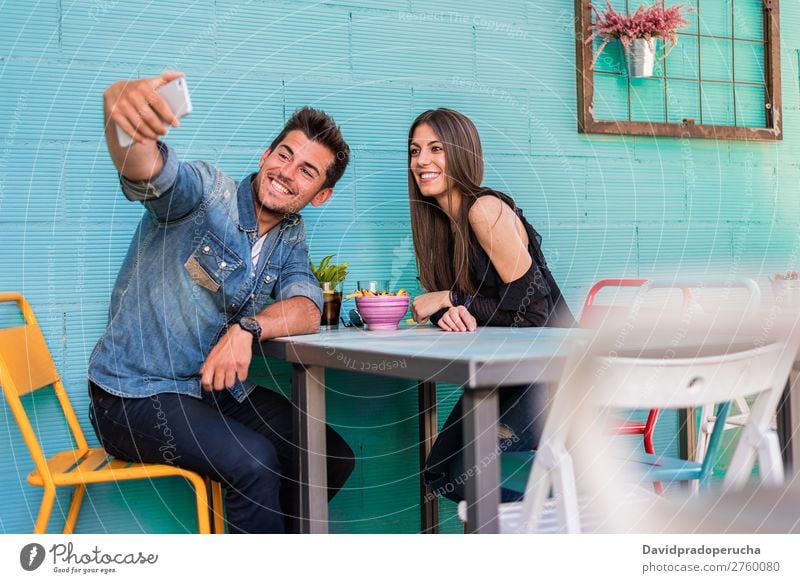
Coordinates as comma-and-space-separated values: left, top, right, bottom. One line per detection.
260, 324, 800, 534
260, 325, 579, 534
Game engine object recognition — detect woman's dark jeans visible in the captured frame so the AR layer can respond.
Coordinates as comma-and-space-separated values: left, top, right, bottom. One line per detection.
424, 383, 547, 503
88, 381, 354, 533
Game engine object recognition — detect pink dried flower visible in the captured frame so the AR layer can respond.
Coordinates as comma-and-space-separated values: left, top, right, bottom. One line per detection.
589, 1, 693, 69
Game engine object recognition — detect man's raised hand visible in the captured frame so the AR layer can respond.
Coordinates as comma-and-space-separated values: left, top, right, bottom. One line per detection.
104, 71, 183, 145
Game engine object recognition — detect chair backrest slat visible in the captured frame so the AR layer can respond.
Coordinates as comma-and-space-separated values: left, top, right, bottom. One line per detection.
0, 324, 60, 397
590, 343, 784, 410
0, 293, 87, 484
580, 278, 693, 329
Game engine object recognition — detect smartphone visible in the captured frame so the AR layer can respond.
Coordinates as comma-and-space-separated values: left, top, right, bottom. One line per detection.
115, 76, 193, 148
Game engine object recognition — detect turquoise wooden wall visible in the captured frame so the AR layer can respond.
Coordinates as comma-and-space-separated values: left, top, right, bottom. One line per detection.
1, 0, 799, 533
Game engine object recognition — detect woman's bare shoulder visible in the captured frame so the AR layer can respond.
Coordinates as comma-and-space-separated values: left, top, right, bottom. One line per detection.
469, 195, 518, 237
468, 194, 513, 228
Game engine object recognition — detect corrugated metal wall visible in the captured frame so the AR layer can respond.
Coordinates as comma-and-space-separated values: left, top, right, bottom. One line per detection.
1, 0, 799, 533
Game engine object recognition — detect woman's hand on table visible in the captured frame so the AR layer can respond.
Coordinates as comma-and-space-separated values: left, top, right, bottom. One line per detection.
435, 306, 477, 332
411, 291, 452, 323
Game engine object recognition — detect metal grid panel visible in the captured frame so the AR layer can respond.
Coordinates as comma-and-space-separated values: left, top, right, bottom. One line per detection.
577, 0, 782, 140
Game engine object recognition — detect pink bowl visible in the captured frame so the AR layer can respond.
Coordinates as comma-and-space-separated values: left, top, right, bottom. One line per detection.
355, 295, 410, 331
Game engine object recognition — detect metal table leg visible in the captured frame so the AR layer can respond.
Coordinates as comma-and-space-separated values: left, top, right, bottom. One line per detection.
777, 376, 793, 471
679, 407, 697, 462
462, 387, 500, 534
418, 381, 439, 534
782, 367, 800, 476
292, 363, 328, 534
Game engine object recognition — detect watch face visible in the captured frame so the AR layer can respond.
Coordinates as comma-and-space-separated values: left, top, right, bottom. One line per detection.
239, 317, 261, 337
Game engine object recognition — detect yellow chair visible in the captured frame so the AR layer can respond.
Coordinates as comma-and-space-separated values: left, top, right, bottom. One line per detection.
0, 292, 225, 534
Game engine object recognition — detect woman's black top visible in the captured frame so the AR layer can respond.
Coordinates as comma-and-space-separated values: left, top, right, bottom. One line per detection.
431, 189, 575, 328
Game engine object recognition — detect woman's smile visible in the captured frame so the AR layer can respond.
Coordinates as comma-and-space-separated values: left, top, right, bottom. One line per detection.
410, 123, 449, 196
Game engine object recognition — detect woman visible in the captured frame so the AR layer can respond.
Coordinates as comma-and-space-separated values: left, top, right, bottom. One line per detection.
407, 108, 575, 503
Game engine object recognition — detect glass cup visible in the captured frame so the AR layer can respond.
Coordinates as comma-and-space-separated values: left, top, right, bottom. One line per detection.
320, 282, 343, 329
357, 280, 389, 294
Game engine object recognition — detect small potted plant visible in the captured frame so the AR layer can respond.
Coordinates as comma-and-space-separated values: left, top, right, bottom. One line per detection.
590, 1, 693, 78
311, 255, 349, 329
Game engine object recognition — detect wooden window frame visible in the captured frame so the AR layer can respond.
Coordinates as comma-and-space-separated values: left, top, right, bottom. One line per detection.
574, 0, 782, 141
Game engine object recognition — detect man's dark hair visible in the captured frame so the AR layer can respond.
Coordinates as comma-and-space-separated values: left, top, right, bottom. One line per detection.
269, 106, 350, 190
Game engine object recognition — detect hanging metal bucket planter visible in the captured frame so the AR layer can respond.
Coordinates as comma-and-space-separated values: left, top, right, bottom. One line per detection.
624, 38, 657, 78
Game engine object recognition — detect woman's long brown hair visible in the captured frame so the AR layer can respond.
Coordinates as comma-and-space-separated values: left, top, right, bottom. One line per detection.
408, 109, 484, 295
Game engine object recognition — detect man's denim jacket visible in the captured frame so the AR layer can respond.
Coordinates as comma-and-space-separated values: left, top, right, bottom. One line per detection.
88, 142, 323, 402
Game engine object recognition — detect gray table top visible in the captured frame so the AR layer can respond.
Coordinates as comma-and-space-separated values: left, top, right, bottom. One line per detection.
259, 325, 582, 388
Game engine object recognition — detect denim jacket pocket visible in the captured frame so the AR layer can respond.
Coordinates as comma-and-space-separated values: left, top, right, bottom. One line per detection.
185, 232, 244, 293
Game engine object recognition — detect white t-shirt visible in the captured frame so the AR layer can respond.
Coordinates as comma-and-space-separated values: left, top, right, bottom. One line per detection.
251, 233, 267, 276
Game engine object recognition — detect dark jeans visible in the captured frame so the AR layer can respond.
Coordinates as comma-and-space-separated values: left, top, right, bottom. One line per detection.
88, 381, 354, 534
424, 383, 546, 503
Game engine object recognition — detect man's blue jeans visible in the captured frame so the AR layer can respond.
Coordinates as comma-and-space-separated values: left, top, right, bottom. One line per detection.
424, 383, 547, 503
88, 381, 354, 533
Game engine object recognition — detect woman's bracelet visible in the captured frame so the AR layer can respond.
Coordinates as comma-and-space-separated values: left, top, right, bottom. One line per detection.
450, 290, 474, 310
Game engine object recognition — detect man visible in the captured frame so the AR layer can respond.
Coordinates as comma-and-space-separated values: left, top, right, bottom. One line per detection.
88, 71, 354, 533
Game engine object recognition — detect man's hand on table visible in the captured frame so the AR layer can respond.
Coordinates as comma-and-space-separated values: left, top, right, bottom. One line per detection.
201, 324, 254, 391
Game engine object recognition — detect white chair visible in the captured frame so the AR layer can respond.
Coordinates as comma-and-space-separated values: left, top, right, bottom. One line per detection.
633, 277, 765, 465
497, 312, 796, 534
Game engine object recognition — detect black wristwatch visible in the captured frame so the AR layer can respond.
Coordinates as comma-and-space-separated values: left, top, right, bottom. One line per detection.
237, 317, 262, 341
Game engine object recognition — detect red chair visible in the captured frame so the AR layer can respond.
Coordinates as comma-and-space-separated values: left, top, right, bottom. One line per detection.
580, 279, 692, 456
